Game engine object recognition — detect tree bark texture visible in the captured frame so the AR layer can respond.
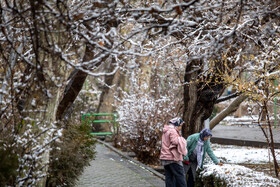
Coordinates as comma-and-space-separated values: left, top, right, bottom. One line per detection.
138, 57, 153, 93
18, 2, 71, 185
182, 59, 224, 138
56, 69, 87, 120
56, 43, 100, 120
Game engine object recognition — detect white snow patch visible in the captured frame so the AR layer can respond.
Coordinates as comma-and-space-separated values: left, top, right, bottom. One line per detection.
201, 164, 280, 187
212, 144, 280, 164
31, 99, 36, 106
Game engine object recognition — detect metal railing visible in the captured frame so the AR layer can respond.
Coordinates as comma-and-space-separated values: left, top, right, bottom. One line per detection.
82, 113, 118, 136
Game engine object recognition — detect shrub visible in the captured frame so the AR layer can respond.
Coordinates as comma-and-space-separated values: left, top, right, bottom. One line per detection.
197, 164, 280, 187
0, 141, 18, 186
46, 122, 96, 187
114, 57, 184, 165
115, 91, 181, 164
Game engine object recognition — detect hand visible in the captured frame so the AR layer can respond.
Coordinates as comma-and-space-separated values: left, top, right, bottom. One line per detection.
183, 160, 189, 165
217, 162, 223, 166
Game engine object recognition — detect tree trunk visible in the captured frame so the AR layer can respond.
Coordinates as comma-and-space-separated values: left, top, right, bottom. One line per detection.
56, 0, 118, 121
96, 60, 121, 132
19, 46, 68, 186
56, 41, 106, 120
138, 57, 153, 93
26, 85, 63, 186
56, 69, 87, 120
210, 94, 248, 129
18, 1, 70, 185
182, 60, 224, 138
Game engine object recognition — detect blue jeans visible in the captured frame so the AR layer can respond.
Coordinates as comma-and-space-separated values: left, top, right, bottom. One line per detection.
164, 163, 187, 187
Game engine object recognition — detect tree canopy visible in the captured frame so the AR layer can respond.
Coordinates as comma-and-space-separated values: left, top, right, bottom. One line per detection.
1, 0, 280, 184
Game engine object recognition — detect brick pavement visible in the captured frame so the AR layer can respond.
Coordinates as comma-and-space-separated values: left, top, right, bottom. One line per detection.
76, 143, 165, 187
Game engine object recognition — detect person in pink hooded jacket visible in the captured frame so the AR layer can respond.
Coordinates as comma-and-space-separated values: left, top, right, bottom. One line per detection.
160, 117, 187, 187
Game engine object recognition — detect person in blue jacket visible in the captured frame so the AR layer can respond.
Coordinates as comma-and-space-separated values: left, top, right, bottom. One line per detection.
183, 128, 223, 187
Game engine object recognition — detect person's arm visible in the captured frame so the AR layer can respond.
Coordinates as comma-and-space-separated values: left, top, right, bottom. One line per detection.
177, 137, 187, 156
206, 141, 223, 165
186, 136, 192, 151
169, 129, 179, 145
183, 135, 194, 162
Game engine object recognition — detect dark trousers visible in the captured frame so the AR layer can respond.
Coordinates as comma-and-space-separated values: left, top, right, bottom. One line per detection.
186, 168, 195, 187
183, 162, 197, 187
164, 163, 187, 187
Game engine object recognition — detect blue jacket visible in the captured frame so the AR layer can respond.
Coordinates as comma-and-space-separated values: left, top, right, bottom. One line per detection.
183, 133, 218, 167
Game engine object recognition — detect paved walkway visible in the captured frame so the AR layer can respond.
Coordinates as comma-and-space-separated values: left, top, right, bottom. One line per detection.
212, 124, 280, 143
76, 143, 165, 187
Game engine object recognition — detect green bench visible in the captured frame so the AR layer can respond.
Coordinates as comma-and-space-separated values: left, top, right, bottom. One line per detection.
82, 113, 118, 135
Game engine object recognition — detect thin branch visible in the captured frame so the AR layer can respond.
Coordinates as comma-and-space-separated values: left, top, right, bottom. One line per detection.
215, 92, 240, 103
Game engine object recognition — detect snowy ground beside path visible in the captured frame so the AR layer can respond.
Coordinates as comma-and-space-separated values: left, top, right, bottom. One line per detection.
201, 164, 280, 187
201, 144, 280, 186
211, 144, 280, 164
221, 115, 259, 123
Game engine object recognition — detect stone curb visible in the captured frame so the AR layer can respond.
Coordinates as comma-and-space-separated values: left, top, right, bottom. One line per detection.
96, 139, 165, 181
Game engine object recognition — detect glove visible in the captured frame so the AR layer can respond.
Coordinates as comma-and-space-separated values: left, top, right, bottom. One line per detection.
183, 160, 189, 165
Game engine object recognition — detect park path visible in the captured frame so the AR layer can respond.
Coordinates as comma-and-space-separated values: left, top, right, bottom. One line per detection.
212, 124, 280, 143
76, 143, 165, 187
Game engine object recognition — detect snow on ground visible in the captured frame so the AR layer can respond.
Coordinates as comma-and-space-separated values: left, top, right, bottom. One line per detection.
221, 115, 259, 125
223, 115, 258, 122
201, 164, 280, 187
211, 144, 280, 164
201, 144, 280, 186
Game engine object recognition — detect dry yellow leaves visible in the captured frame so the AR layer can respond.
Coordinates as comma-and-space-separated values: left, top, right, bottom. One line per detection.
98, 41, 104, 47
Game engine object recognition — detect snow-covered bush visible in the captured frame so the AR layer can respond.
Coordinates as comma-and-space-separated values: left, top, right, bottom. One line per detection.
198, 164, 280, 187
0, 119, 63, 186
116, 93, 180, 164
114, 67, 183, 164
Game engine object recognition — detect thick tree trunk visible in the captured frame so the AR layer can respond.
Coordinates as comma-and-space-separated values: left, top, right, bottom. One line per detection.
182, 60, 224, 138
96, 61, 121, 132
56, 70, 87, 120
138, 57, 153, 93
18, 1, 70, 185
56, 43, 104, 121
18, 37, 69, 186
25, 85, 63, 186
